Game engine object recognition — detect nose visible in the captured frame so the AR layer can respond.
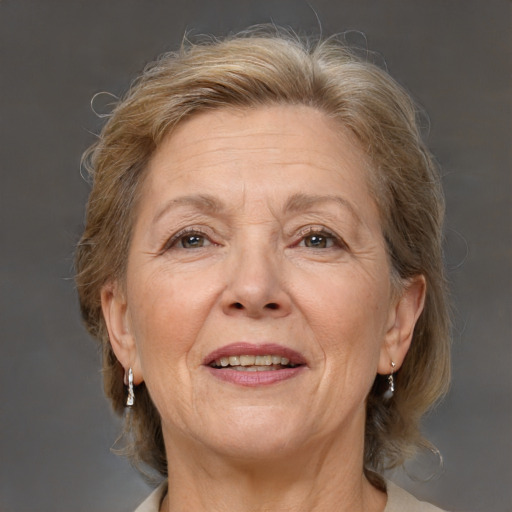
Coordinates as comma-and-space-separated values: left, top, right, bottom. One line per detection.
221, 245, 292, 319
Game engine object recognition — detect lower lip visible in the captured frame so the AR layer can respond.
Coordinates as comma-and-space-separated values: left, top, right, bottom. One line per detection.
205, 366, 305, 386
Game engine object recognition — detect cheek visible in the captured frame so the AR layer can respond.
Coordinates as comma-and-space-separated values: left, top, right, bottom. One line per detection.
301, 269, 390, 377
128, 280, 186, 370
315, 302, 384, 369
126, 269, 221, 374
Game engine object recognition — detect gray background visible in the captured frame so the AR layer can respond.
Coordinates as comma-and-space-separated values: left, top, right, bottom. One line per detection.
1, 1, 510, 511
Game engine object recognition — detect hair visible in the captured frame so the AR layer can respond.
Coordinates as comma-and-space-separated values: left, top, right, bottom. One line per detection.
75, 26, 451, 485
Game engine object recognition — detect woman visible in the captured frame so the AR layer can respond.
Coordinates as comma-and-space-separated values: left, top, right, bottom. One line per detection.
75, 27, 450, 512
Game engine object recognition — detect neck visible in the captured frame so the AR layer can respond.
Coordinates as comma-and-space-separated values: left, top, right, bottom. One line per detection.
159, 424, 386, 512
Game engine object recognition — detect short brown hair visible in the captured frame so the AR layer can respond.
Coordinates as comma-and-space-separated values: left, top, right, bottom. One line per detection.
75, 27, 450, 481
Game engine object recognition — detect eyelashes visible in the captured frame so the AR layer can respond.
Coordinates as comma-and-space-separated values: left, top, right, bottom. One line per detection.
161, 225, 349, 253
162, 227, 216, 252
294, 227, 348, 250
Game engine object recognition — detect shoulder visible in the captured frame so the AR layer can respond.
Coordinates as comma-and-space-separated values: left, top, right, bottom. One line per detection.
133, 482, 167, 512
385, 480, 449, 512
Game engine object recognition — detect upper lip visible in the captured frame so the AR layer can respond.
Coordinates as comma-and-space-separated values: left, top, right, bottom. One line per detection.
203, 342, 307, 366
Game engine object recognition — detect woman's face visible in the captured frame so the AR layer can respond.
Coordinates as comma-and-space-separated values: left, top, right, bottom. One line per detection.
104, 105, 421, 460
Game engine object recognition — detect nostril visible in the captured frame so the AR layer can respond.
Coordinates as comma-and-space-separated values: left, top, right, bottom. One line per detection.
227, 301, 284, 314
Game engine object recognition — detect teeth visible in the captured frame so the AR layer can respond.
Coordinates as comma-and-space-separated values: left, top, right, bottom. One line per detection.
233, 366, 279, 372
255, 355, 273, 366
240, 355, 256, 366
212, 354, 298, 369
228, 356, 240, 366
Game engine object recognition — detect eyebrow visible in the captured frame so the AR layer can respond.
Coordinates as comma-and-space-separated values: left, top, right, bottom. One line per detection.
151, 192, 363, 226
152, 194, 225, 225
284, 193, 362, 223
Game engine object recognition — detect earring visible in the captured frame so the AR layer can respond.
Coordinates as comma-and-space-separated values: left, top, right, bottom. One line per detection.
383, 361, 396, 400
126, 367, 135, 407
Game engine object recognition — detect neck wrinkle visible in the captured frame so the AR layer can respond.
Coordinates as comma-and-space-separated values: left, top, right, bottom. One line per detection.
160, 417, 386, 512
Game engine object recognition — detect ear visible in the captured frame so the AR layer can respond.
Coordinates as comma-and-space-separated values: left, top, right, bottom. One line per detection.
101, 281, 143, 385
378, 275, 426, 375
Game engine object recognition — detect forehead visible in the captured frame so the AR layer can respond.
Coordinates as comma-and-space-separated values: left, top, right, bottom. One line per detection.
148, 105, 373, 185
137, 105, 380, 226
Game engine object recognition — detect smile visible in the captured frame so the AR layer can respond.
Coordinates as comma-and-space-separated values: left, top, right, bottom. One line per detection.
204, 343, 307, 386
209, 355, 299, 371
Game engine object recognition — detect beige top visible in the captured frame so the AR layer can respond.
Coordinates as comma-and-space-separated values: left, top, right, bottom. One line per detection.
134, 480, 447, 512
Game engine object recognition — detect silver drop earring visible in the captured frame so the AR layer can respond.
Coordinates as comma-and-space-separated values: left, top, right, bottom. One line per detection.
126, 367, 135, 407
383, 361, 396, 400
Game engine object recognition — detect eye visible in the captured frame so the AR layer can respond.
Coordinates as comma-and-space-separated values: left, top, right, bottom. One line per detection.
297, 228, 346, 250
302, 233, 333, 248
164, 228, 214, 251
179, 234, 209, 248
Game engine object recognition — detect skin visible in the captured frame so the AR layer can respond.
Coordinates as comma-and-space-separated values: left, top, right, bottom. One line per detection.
102, 105, 425, 512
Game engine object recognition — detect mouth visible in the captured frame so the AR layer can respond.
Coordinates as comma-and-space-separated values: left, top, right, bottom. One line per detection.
209, 354, 300, 371
203, 343, 306, 386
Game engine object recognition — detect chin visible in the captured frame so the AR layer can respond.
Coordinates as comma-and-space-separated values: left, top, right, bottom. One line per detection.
197, 406, 307, 459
